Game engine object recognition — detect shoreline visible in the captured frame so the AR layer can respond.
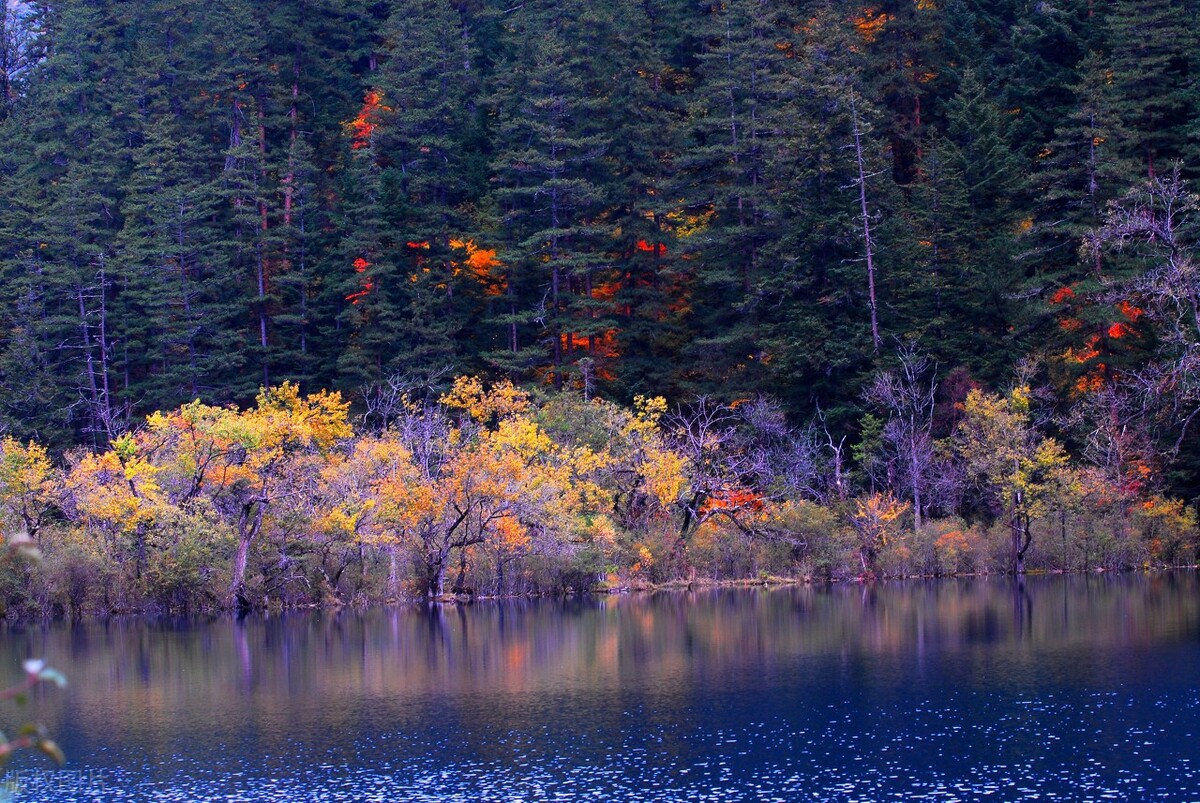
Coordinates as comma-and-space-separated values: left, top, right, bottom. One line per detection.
12, 565, 1195, 621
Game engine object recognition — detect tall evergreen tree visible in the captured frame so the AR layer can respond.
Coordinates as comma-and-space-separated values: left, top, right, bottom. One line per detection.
489, 1, 613, 390
674, 0, 800, 397
0, 0, 131, 445
1104, 0, 1196, 177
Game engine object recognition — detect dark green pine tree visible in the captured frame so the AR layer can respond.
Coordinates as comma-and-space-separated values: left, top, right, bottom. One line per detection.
932, 68, 1027, 380
939, 0, 990, 87
674, 0, 798, 398
753, 7, 896, 413
1020, 51, 1147, 398
0, 0, 131, 446
260, 0, 383, 393
219, 96, 281, 399
488, 2, 613, 390
1104, 0, 1196, 178
272, 133, 325, 391
330, 117, 397, 389
892, 138, 999, 376
867, 0, 953, 185
112, 118, 239, 411
1001, 0, 1089, 160
1028, 51, 1136, 279
369, 0, 488, 382
598, 0, 690, 401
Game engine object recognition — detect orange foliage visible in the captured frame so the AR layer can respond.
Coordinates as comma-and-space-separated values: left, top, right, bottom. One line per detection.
347, 90, 388, 150
1107, 322, 1131, 339
591, 281, 621, 303
346, 256, 375, 304
1050, 285, 1075, 305
852, 8, 891, 42
1072, 365, 1106, 396
635, 239, 667, 255
1117, 300, 1144, 321
1067, 335, 1101, 364
935, 529, 968, 553
700, 488, 764, 515
449, 238, 503, 291
559, 330, 619, 359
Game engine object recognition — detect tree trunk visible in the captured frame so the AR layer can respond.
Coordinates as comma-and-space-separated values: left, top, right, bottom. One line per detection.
228, 500, 266, 607
230, 535, 252, 607
387, 545, 399, 598
1011, 512, 1032, 575
851, 99, 882, 355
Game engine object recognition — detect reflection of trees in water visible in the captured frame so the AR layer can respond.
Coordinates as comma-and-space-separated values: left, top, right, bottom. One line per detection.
1011, 575, 1033, 641
0, 575, 1195, 760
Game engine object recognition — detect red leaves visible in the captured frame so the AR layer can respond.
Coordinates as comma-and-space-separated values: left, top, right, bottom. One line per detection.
347, 90, 387, 150
1050, 285, 1076, 305
347, 257, 374, 304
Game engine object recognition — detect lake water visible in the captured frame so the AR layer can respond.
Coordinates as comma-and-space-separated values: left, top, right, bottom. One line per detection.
1, 575, 1198, 801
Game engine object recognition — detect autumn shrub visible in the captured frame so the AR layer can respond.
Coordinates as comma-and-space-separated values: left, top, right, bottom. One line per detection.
621, 524, 685, 583
687, 522, 757, 580
1133, 496, 1199, 567
759, 501, 847, 580
0, 550, 39, 619
924, 520, 988, 576
753, 535, 805, 579
37, 527, 111, 617
141, 507, 230, 613
877, 536, 919, 577
849, 492, 911, 578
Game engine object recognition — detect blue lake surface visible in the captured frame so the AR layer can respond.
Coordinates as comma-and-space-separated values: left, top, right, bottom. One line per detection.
1, 574, 1198, 801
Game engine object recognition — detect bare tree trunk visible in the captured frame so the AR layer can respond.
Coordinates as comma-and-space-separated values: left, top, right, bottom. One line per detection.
97, 257, 116, 437
229, 500, 267, 607
851, 99, 882, 355
257, 116, 270, 388
76, 285, 107, 445
387, 545, 399, 598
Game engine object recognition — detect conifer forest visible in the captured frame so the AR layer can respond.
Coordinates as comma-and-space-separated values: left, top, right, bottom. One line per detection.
0, 0, 1198, 613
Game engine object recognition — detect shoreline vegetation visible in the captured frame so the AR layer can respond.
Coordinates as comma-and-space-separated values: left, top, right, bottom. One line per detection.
0, 376, 1195, 619
3, 3, 1200, 619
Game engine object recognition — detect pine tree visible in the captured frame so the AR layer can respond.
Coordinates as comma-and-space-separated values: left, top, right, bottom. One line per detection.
674, 0, 799, 397
272, 133, 325, 390
489, 1, 613, 390
0, 0, 132, 445
112, 118, 239, 410
370, 0, 487, 380
594, 0, 689, 399
1104, 0, 1196, 177
1002, 0, 1089, 159
1029, 51, 1136, 277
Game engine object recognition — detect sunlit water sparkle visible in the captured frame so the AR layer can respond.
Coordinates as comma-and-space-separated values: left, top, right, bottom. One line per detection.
2, 574, 1197, 801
